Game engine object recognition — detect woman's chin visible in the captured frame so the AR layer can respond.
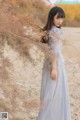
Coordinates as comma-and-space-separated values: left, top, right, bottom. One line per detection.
55, 24, 61, 28
57, 24, 61, 27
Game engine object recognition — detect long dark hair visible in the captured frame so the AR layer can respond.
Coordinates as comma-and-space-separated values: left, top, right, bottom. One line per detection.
41, 6, 65, 43
43, 6, 65, 31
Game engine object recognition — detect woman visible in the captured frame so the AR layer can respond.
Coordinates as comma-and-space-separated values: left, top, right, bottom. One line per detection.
36, 6, 71, 120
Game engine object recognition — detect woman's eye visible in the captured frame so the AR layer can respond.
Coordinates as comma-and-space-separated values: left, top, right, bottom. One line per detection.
56, 17, 60, 19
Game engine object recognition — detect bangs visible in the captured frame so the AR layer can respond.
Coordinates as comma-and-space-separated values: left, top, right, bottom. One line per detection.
57, 11, 65, 18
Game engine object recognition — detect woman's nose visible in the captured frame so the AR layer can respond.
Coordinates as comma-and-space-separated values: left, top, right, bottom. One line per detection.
59, 19, 63, 24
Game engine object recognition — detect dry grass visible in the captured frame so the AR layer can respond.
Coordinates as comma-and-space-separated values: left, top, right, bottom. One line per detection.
0, 0, 50, 61
0, 1, 80, 62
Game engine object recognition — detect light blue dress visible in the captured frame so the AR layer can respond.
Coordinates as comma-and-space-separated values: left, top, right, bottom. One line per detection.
36, 26, 71, 120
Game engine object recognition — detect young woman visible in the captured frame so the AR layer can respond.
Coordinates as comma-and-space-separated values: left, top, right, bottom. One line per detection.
36, 6, 71, 120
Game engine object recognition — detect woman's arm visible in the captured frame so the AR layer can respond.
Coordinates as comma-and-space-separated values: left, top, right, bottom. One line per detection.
48, 31, 59, 80
50, 53, 58, 80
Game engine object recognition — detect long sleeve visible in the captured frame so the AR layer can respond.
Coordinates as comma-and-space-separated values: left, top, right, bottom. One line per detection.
47, 27, 63, 71
48, 32, 58, 71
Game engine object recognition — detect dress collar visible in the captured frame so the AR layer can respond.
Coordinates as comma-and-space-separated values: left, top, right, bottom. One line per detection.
51, 26, 63, 36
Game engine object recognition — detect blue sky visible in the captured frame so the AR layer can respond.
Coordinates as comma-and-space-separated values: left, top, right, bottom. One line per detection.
56, 0, 80, 4
45, 0, 80, 5
60, 0, 80, 1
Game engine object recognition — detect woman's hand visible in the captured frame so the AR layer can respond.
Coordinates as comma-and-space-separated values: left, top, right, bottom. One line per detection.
50, 68, 58, 80
50, 60, 58, 80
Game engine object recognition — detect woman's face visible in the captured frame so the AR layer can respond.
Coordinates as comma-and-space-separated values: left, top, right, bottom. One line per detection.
53, 13, 64, 27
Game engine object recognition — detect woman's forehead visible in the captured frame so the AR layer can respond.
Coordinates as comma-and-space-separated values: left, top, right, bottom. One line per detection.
55, 13, 59, 17
54, 13, 64, 19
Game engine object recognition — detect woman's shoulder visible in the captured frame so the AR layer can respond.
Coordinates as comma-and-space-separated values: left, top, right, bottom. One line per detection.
50, 26, 63, 36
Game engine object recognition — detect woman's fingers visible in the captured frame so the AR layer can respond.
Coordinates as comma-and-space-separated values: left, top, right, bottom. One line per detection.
51, 68, 57, 80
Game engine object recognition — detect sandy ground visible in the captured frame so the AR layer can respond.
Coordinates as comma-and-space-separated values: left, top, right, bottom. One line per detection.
62, 27, 80, 120
0, 27, 80, 120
